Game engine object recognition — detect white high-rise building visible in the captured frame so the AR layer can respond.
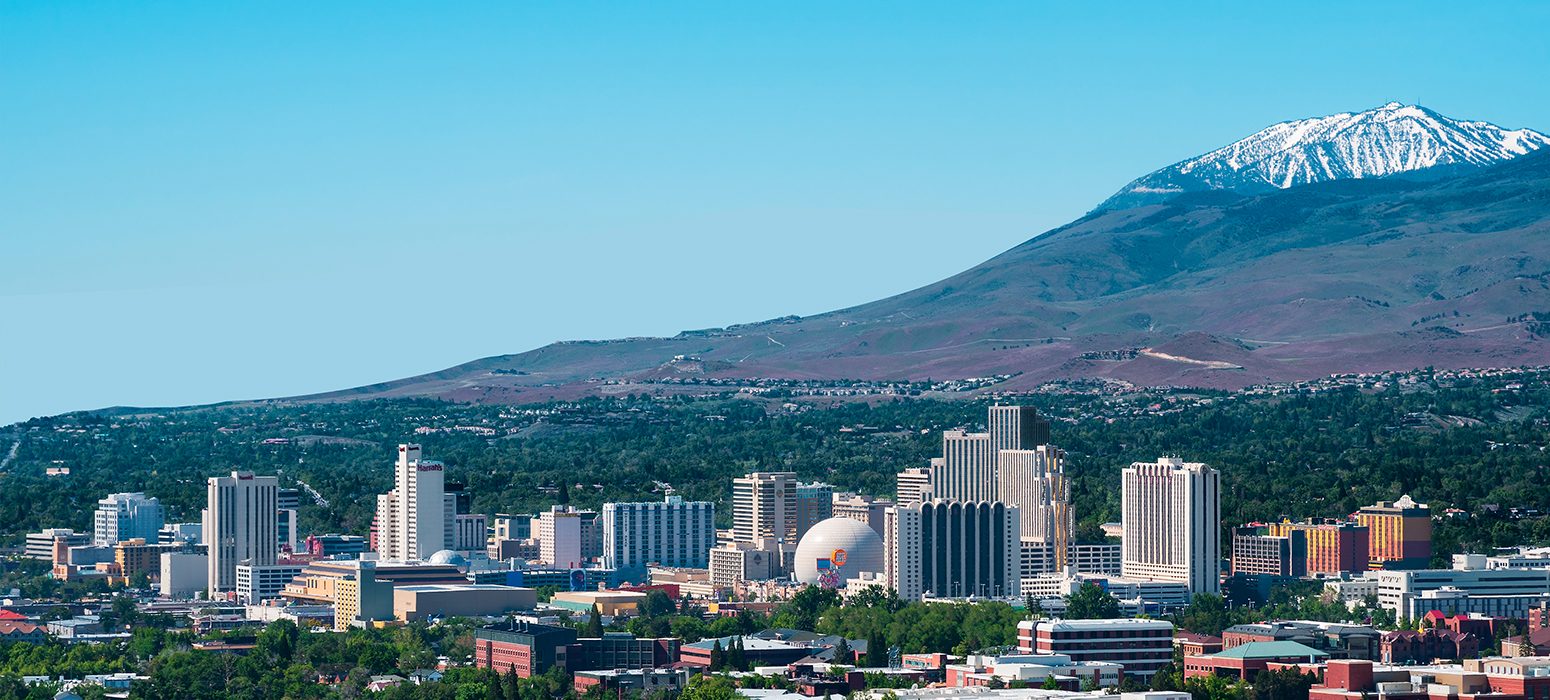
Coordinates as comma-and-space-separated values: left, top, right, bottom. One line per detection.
1121, 457, 1221, 594
886, 499, 1021, 600
601, 496, 716, 570
536, 505, 583, 568
732, 471, 796, 543
998, 445, 1073, 569
93, 492, 164, 547
895, 468, 933, 508
935, 431, 997, 502
204, 471, 279, 597
375, 444, 446, 562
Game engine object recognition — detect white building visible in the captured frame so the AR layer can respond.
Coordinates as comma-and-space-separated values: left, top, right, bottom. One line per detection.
536, 505, 583, 568
1121, 457, 1220, 594
160, 551, 209, 598
94, 492, 164, 547
709, 539, 787, 587
999, 446, 1073, 571
235, 561, 306, 603
1373, 568, 1550, 619
1015, 618, 1175, 680
454, 513, 488, 553
887, 500, 1021, 600
601, 496, 715, 570
204, 471, 279, 597
831, 493, 893, 536
732, 471, 797, 543
375, 443, 446, 563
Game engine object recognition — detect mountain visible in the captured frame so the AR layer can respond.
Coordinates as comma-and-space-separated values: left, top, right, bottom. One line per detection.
1096, 103, 1549, 211
297, 144, 1550, 406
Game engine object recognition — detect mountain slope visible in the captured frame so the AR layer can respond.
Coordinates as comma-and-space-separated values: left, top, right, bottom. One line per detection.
1097, 103, 1549, 211
293, 148, 1550, 405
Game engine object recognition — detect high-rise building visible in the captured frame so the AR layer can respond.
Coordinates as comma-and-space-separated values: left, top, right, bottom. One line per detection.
732, 472, 797, 543
795, 483, 833, 539
493, 514, 533, 542
1266, 520, 1370, 575
203, 470, 279, 597
895, 468, 933, 508
831, 493, 893, 537
455, 514, 488, 553
375, 444, 447, 563
578, 510, 603, 561
1121, 457, 1221, 594
988, 405, 1052, 453
935, 431, 997, 503
1356, 496, 1431, 570
277, 509, 299, 553
887, 500, 1021, 600
997, 445, 1073, 569
536, 505, 583, 569
93, 492, 164, 547
1231, 526, 1308, 577
601, 496, 715, 570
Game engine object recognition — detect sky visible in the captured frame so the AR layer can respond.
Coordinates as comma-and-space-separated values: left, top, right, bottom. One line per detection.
4, 1, 1549, 425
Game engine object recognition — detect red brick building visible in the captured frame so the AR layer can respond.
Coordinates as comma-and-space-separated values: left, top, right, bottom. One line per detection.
1381, 629, 1480, 664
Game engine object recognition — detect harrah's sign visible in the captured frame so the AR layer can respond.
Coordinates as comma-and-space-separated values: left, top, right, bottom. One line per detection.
417, 464, 443, 472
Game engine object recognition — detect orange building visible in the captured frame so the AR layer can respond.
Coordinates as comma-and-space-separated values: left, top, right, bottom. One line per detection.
1266, 520, 1369, 575
1354, 495, 1431, 569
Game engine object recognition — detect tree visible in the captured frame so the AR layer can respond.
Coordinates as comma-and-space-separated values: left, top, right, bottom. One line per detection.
681, 675, 738, 700
643, 589, 676, 619
586, 604, 604, 637
1251, 667, 1315, 700
1042, 675, 1060, 690
709, 639, 726, 671
1064, 583, 1120, 620
256, 619, 300, 663
556, 481, 570, 505
728, 637, 747, 671
866, 632, 888, 668
832, 637, 852, 664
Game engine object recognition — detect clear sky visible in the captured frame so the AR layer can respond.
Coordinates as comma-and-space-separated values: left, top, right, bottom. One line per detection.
4, 1, 1548, 425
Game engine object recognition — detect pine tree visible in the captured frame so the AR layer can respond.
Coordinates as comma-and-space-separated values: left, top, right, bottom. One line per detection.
728, 637, 747, 671
709, 639, 725, 671
557, 482, 571, 505
832, 638, 852, 664
587, 604, 604, 637
865, 632, 887, 668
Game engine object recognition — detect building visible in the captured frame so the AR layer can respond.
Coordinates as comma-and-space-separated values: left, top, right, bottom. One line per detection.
475, 620, 578, 678
888, 500, 1021, 600
678, 635, 814, 669
732, 471, 797, 543
536, 505, 584, 568
494, 514, 533, 542
709, 539, 786, 586
1373, 568, 1550, 619
112, 538, 178, 584
454, 514, 487, 553
334, 561, 396, 630
1266, 520, 1370, 575
160, 551, 209, 598
1121, 457, 1221, 594
279, 560, 466, 606
277, 508, 298, 553
549, 591, 646, 617
574, 668, 689, 697
1017, 619, 1176, 680
795, 483, 834, 539
159, 522, 202, 545
1310, 658, 1550, 700
0, 621, 47, 644
945, 653, 1123, 689
1381, 628, 1480, 663
393, 584, 537, 622
831, 493, 893, 537
935, 430, 997, 503
235, 560, 307, 604
1232, 527, 1308, 577
204, 470, 279, 597
601, 496, 716, 570
26, 529, 88, 561
1222, 621, 1380, 660
93, 492, 164, 547
375, 444, 447, 563
896, 468, 932, 508
304, 534, 367, 557
1356, 496, 1432, 570
1183, 641, 1327, 680
793, 517, 887, 587
998, 444, 1073, 570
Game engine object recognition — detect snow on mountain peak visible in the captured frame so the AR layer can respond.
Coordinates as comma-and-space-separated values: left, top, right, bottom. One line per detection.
1097, 103, 1550, 211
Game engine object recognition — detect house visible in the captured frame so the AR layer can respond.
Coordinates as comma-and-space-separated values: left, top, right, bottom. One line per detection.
408, 669, 443, 685
366, 675, 405, 692
0, 621, 47, 644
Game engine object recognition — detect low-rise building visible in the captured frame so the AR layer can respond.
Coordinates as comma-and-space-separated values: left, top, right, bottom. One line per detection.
1222, 621, 1380, 660
549, 590, 645, 617
393, 584, 537, 622
1016, 619, 1175, 681
574, 668, 689, 696
678, 635, 814, 669
1184, 641, 1327, 680
945, 654, 1123, 689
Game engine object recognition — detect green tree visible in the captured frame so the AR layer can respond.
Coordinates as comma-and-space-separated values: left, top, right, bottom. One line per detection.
681, 675, 739, 700
1064, 583, 1120, 620
709, 639, 726, 671
586, 604, 604, 637
866, 632, 888, 668
728, 637, 747, 671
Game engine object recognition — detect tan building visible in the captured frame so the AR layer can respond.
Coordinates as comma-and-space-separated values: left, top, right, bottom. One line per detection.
550, 590, 646, 617
394, 584, 537, 622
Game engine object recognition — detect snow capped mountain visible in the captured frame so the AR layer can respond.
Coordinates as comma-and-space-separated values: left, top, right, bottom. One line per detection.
1097, 103, 1550, 211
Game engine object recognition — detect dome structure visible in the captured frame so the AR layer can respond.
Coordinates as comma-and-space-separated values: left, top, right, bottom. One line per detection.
793, 517, 885, 587
426, 549, 468, 567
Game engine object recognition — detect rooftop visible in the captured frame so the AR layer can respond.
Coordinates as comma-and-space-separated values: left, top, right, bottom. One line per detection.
1210, 641, 1328, 660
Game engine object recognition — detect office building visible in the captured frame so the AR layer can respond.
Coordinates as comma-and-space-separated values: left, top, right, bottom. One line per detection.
25, 529, 88, 561
304, 534, 367, 557
600, 496, 716, 570
887, 500, 1021, 600
494, 514, 533, 542
1121, 457, 1221, 594
536, 506, 584, 569
454, 513, 488, 553
709, 539, 786, 586
160, 552, 209, 598
795, 483, 833, 539
896, 468, 933, 508
1016, 618, 1175, 680
334, 561, 396, 630
998, 445, 1073, 570
1232, 527, 1308, 577
159, 522, 202, 545
831, 493, 893, 537
394, 584, 537, 622
475, 620, 578, 678
277, 487, 302, 511
112, 538, 178, 584
277, 509, 298, 553
1356, 495, 1431, 570
93, 492, 164, 547
1374, 567, 1550, 619
1266, 520, 1370, 575
204, 470, 279, 597
375, 443, 446, 563
235, 560, 307, 604
732, 471, 797, 543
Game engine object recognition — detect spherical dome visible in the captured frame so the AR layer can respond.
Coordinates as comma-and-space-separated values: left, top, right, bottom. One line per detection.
427, 550, 468, 567
793, 517, 885, 587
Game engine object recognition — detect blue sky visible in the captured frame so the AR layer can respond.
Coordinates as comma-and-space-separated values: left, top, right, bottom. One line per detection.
4, 1, 1548, 424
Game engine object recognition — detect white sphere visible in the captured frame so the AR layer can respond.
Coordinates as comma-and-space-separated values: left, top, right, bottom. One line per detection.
427, 549, 468, 567
793, 517, 885, 587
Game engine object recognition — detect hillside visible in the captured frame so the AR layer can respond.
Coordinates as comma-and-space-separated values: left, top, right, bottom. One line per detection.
289, 147, 1550, 405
